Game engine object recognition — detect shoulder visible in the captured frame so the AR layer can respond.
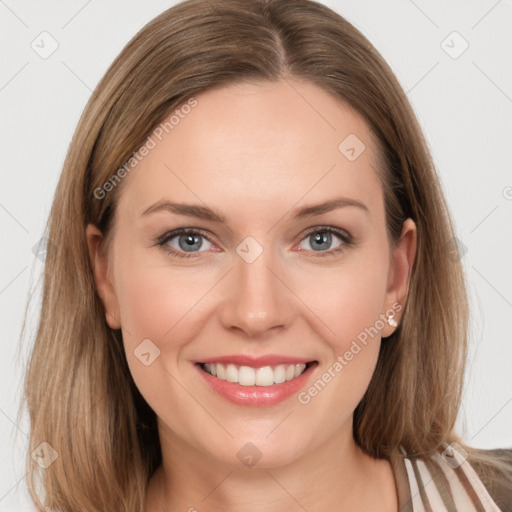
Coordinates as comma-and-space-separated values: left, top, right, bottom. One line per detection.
468, 447, 512, 512
392, 444, 512, 511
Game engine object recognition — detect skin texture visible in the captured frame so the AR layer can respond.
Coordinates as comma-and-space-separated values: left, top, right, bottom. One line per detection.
87, 77, 416, 511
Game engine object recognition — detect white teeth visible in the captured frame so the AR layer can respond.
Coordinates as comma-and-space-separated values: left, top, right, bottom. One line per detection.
225, 364, 238, 383
255, 366, 273, 386
239, 366, 256, 386
295, 363, 306, 377
274, 365, 286, 384
202, 362, 309, 386
216, 363, 226, 380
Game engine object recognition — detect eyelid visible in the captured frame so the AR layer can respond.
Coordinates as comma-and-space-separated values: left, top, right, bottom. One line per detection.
155, 227, 218, 246
299, 224, 352, 241
154, 227, 220, 260
293, 225, 354, 254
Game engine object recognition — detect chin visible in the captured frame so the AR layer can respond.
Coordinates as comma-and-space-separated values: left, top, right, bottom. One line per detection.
205, 429, 314, 471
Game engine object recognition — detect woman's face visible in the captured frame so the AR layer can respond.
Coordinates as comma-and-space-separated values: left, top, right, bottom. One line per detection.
87, 78, 415, 469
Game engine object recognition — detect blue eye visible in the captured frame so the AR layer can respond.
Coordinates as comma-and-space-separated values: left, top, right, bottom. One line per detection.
156, 226, 353, 260
301, 230, 342, 252
297, 227, 352, 256
174, 232, 209, 252
157, 229, 214, 259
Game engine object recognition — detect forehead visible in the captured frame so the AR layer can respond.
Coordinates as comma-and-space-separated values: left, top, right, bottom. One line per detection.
116, 78, 384, 223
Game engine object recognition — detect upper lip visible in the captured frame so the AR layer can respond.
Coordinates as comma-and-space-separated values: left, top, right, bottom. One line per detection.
196, 354, 316, 367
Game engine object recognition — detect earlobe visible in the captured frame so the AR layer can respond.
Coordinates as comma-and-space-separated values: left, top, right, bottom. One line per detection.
85, 223, 121, 329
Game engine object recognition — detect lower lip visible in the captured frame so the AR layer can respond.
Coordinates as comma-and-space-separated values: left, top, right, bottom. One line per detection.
195, 363, 317, 407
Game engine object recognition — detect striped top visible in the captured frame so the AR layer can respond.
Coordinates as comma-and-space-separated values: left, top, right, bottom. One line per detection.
390, 443, 511, 511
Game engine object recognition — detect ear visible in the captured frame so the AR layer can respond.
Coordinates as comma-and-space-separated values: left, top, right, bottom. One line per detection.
85, 223, 121, 330
382, 218, 417, 336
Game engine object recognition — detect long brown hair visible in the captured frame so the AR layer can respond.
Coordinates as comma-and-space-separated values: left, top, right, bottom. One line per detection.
22, 0, 510, 510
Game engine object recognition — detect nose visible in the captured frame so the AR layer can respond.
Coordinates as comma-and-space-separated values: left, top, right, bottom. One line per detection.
218, 248, 295, 338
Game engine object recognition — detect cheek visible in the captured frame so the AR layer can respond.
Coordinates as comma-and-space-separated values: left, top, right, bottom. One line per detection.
293, 257, 389, 350
111, 253, 220, 427
294, 264, 388, 416
291, 253, 389, 399
111, 248, 219, 389
113, 248, 218, 345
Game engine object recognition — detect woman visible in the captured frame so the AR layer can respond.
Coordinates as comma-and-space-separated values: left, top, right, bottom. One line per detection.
24, 0, 512, 510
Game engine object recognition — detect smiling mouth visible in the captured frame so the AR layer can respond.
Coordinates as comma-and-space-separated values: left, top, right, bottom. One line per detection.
198, 361, 317, 387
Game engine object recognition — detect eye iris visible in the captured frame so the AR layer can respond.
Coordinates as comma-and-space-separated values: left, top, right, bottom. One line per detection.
311, 231, 331, 251
179, 233, 202, 251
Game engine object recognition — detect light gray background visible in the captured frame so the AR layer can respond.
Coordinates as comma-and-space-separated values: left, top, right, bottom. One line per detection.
1, 0, 511, 510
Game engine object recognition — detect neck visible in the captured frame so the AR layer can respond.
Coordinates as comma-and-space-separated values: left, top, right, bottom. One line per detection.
145, 421, 397, 512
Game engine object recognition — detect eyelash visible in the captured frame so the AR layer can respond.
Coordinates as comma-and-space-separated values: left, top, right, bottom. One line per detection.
155, 226, 354, 260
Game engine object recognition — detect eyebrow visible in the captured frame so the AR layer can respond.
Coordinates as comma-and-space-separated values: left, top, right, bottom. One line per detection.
140, 196, 369, 222
291, 196, 369, 219
141, 200, 226, 222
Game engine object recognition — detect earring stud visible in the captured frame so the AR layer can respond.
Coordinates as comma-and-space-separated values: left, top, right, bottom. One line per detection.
387, 312, 398, 327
